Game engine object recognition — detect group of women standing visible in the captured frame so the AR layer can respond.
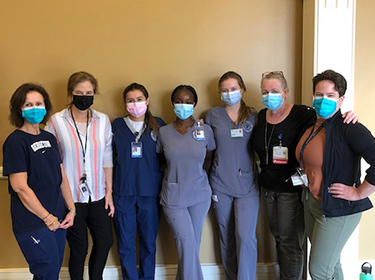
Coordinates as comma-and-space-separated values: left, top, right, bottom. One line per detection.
3, 69, 375, 280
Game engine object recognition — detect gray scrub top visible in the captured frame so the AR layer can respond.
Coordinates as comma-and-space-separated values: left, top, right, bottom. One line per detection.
156, 121, 216, 208
205, 106, 258, 197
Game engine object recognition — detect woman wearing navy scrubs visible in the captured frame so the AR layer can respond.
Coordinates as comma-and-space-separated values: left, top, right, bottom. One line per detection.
157, 85, 215, 280
205, 71, 259, 280
3, 83, 75, 280
112, 83, 165, 280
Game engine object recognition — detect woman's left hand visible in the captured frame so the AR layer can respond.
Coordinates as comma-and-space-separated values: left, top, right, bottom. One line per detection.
329, 183, 361, 201
105, 192, 115, 217
59, 211, 75, 229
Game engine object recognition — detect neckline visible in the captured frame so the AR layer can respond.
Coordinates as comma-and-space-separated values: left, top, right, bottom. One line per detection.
171, 121, 196, 136
17, 128, 42, 136
265, 104, 294, 125
220, 105, 238, 124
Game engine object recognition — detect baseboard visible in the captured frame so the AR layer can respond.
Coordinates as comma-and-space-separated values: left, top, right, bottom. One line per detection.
0, 262, 278, 280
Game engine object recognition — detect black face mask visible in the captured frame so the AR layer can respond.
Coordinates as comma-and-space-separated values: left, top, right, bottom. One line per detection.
72, 95, 94, 111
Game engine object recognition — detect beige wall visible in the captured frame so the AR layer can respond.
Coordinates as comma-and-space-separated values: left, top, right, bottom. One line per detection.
355, 0, 375, 259
0, 0, 303, 268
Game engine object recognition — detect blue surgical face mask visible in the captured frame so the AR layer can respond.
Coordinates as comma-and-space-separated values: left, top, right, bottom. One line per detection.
313, 96, 338, 118
262, 93, 283, 111
22, 107, 47, 124
174, 103, 194, 120
221, 90, 242, 106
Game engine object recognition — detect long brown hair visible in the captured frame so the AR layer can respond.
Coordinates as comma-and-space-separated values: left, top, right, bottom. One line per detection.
219, 71, 253, 124
123, 83, 159, 135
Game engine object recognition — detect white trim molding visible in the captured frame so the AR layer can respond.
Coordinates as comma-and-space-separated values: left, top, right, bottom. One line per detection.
302, 0, 358, 279
0, 262, 278, 280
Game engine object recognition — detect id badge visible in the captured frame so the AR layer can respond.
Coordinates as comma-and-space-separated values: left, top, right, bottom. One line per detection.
79, 182, 91, 195
195, 125, 205, 140
230, 128, 243, 138
291, 173, 309, 186
273, 146, 288, 164
131, 142, 142, 158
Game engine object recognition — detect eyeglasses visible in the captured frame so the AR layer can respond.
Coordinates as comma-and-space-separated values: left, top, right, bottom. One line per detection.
262, 71, 284, 78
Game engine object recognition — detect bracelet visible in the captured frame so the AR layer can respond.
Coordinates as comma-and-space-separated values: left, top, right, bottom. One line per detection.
69, 208, 77, 216
45, 216, 56, 226
42, 213, 51, 221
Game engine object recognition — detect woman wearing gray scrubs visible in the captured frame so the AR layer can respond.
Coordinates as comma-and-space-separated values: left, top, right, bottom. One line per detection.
157, 85, 216, 280
205, 71, 259, 280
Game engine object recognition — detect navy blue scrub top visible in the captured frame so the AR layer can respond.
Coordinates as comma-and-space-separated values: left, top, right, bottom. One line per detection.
3, 129, 65, 233
112, 117, 166, 196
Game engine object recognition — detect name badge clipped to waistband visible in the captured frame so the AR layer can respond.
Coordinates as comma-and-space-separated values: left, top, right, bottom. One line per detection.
131, 142, 143, 158
291, 167, 309, 187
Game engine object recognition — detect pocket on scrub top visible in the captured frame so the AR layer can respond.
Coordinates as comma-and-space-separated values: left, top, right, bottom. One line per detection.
237, 170, 255, 191
165, 183, 181, 206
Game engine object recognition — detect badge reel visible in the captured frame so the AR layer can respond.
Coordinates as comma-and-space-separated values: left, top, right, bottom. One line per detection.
273, 134, 288, 164
230, 123, 243, 138
291, 167, 309, 187
79, 173, 91, 195
194, 122, 205, 141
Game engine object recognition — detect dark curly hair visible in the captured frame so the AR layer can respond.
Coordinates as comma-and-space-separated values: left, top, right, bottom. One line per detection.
313, 70, 347, 97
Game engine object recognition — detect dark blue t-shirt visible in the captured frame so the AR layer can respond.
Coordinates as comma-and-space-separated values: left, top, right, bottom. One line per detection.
3, 129, 65, 233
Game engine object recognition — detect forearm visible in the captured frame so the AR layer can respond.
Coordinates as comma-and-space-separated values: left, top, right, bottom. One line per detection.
60, 169, 75, 211
104, 167, 113, 194
357, 180, 375, 200
17, 188, 50, 219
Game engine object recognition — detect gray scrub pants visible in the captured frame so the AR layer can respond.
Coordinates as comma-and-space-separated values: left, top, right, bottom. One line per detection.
163, 198, 211, 280
304, 189, 361, 280
213, 190, 259, 280
263, 188, 305, 280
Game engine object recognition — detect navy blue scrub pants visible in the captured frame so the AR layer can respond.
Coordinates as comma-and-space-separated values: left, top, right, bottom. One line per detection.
67, 197, 113, 280
15, 226, 66, 280
114, 195, 159, 280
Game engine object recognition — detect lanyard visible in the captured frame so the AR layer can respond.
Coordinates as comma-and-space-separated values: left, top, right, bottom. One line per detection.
264, 121, 276, 165
124, 117, 146, 143
70, 107, 89, 167
299, 121, 325, 166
